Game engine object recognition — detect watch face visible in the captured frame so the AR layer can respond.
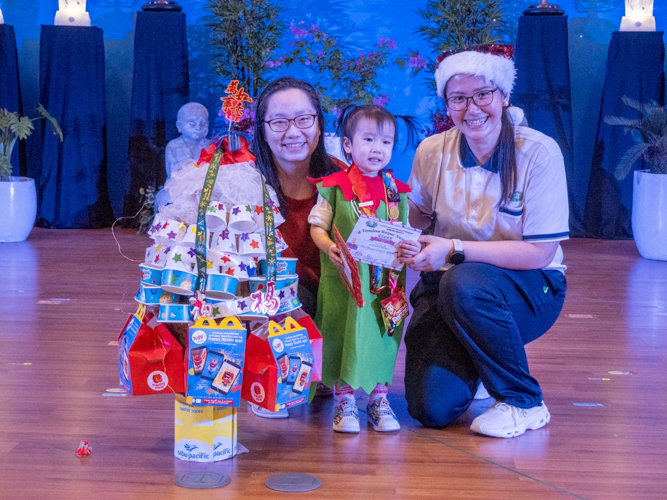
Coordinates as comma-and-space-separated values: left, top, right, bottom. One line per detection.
449, 251, 465, 265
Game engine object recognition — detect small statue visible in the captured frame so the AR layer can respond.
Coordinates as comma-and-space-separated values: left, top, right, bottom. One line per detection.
165, 102, 210, 179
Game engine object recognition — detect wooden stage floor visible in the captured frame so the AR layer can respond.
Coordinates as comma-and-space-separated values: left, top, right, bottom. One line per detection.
1, 229, 666, 499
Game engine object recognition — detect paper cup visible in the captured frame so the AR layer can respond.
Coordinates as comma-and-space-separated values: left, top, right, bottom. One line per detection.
238, 233, 265, 257
259, 257, 297, 276
158, 304, 192, 323
206, 201, 227, 231
161, 269, 197, 295
155, 219, 187, 244
181, 224, 198, 247
148, 214, 169, 239
214, 230, 238, 254
139, 263, 163, 287
248, 275, 298, 294
227, 204, 256, 233
165, 245, 197, 272
145, 242, 168, 268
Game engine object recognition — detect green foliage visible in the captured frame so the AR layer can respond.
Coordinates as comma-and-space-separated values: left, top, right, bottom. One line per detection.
276, 22, 405, 117
0, 105, 63, 179
205, 0, 285, 101
604, 96, 667, 179
410, 0, 507, 96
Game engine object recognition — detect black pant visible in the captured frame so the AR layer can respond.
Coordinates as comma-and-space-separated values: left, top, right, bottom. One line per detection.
404, 262, 566, 428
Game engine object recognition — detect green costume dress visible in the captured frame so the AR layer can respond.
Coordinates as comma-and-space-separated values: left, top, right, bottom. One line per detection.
314, 174, 409, 394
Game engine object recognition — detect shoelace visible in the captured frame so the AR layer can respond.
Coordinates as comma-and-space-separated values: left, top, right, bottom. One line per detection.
494, 402, 528, 418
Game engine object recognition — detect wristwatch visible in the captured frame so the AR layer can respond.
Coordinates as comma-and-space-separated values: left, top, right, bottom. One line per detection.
448, 239, 465, 265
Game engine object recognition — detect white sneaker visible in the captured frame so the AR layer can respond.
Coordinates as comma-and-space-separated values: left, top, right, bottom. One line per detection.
333, 395, 360, 433
250, 402, 289, 419
473, 381, 492, 400
470, 401, 550, 438
366, 397, 400, 432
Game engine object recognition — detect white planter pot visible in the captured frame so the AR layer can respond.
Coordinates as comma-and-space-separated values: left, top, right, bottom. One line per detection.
632, 170, 667, 261
0, 177, 38, 243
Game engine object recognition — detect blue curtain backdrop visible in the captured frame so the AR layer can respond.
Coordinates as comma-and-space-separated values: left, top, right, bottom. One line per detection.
514, 15, 578, 236
124, 11, 189, 219
37, 25, 114, 229
0, 24, 25, 177
582, 31, 665, 239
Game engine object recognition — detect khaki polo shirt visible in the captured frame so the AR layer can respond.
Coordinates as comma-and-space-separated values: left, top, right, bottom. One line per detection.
408, 126, 569, 272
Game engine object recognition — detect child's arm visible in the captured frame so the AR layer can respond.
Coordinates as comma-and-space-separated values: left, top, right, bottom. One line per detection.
310, 225, 344, 270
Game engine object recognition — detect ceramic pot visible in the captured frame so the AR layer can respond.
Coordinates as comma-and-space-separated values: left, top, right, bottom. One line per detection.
0, 177, 37, 243
632, 170, 667, 261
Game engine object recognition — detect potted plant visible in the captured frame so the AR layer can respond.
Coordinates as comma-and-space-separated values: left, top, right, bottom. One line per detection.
605, 96, 667, 261
0, 105, 63, 243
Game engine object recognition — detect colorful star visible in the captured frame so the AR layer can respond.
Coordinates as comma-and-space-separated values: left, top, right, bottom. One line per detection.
187, 248, 196, 258
212, 306, 220, 316
156, 244, 163, 251
267, 199, 275, 207
164, 246, 172, 254
167, 230, 177, 239
171, 274, 179, 285
254, 205, 264, 215
208, 206, 217, 213
206, 259, 213, 269
221, 231, 230, 240
245, 205, 252, 212
221, 255, 231, 263
163, 222, 170, 229
232, 207, 241, 215
239, 262, 247, 271
273, 206, 280, 214
154, 255, 160, 264
225, 268, 235, 276
173, 253, 183, 263
250, 240, 260, 249
240, 233, 250, 242
237, 300, 247, 311
150, 224, 158, 233
278, 290, 285, 299
178, 222, 187, 231
291, 288, 296, 296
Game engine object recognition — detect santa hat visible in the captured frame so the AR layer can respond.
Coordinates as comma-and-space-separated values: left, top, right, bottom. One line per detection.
435, 44, 516, 100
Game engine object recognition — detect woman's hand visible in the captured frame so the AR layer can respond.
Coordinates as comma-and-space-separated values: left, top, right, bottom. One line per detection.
401, 235, 451, 272
327, 243, 345, 270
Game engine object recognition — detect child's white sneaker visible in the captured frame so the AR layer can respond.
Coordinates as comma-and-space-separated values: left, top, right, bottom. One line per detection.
366, 398, 400, 432
333, 395, 360, 433
470, 401, 550, 438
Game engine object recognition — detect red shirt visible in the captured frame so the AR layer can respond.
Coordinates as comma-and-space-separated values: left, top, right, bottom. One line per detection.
280, 193, 321, 294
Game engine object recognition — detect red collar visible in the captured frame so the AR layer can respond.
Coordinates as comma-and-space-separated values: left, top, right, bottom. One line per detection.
310, 164, 410, 212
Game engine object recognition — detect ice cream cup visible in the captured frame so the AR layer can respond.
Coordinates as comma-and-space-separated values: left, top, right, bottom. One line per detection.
206, 201, 227, 231
227, 204, 257, 233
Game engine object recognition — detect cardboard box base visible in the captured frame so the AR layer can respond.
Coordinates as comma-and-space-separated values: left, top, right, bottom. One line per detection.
174, 396, 237, 462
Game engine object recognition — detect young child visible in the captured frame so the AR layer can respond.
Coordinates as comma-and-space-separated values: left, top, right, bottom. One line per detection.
308, 105, 413, 433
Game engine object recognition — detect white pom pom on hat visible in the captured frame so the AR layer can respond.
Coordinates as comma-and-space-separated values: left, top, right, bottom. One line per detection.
435, 48, 516, 100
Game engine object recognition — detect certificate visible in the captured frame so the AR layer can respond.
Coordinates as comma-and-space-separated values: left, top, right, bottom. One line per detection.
346, 215, 422, 270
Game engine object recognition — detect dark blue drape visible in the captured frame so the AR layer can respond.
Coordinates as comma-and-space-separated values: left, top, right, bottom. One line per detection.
514, 15, 578, 236
583, 31, 665, 239
124, 11, 189, 217
0, 24, 25, 177
37, 25, 114, 229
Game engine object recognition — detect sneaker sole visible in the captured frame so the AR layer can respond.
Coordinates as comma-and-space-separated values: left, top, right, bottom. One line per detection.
471, 409, 551, 438
333, 424, 360, 433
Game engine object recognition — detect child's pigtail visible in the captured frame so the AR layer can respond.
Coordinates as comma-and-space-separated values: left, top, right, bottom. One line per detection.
393, 115, 420, 155
335, 105, 357, 163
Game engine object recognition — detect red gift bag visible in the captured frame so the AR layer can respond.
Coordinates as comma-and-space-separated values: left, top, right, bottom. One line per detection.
119, 305, 185, 395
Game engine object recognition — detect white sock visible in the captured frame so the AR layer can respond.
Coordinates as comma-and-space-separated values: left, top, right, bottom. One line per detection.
369, 383, 388, 403
334, 382, 355, 406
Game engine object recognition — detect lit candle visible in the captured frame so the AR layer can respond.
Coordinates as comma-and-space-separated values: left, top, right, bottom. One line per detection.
620, 0, 655, 31
0, 9, 4, 25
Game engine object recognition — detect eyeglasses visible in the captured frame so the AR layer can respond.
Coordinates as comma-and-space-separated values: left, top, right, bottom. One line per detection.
445, 88, 498, 111
264, 114, 317, 132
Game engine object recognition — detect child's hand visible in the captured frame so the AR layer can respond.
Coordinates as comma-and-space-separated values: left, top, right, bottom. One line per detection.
327, 243, 345, 270
396, 240, 422, 261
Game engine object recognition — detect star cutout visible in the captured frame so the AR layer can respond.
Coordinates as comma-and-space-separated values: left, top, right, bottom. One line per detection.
245, 205, 252, 212
267, 199, 275, 207
171, 274, 179, 285
167, 230, 177, 239
206, 259, 213, 269
232, 207, 241, 215
208, 206, 217, 213
154, 255, 160, 264
156, 244, 163, 251
221, 231, 230, 240
221, 255, 231, 263
240, 233, 250, 242
225, 268, 235, 276
163, 222, 170, 229
212, 306, 220, 316
273, 206, 280, 214
254, 205, 264, 215
178, 222, 187, 231
239, 262, 247, 271
187, 248, 196, 258
250, 240, 260, 249
164, 246, 172, 254
291, 288, 296, 296
150, 224, 158, 233
237, 300, 247, 311
278, 290, 285, 299
173, 253, 183, 263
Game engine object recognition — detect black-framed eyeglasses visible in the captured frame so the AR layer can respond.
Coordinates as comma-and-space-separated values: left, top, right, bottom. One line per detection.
264, 114, 317, 132
445, 88, 498, 111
